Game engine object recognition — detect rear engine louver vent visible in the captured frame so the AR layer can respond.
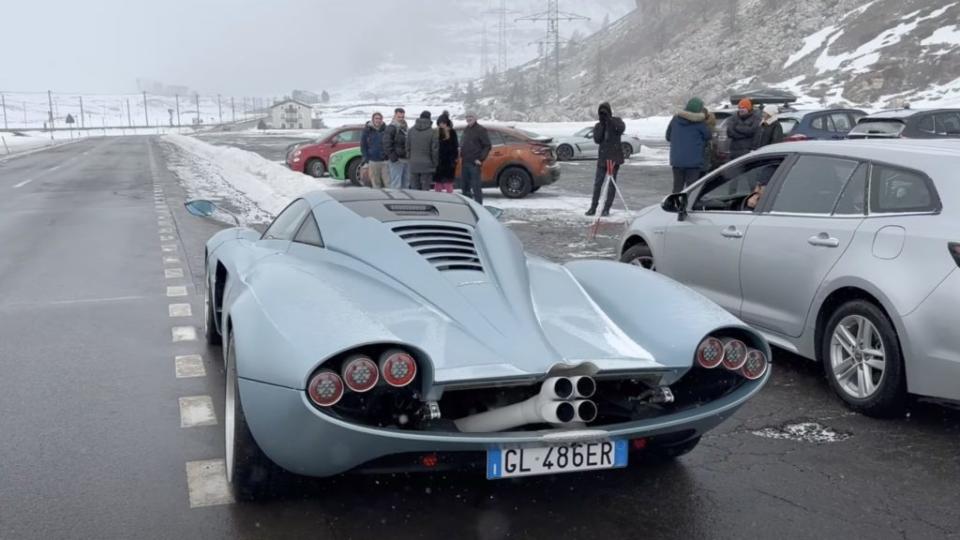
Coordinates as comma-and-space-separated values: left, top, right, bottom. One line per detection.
392, 224, 483, 272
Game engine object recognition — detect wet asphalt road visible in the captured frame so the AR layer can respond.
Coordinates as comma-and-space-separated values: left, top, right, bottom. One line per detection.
0, 137, 959, 540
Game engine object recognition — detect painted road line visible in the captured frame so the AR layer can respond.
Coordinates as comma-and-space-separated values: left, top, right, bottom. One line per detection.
175, 354, 206, 378
163, 256, 181, 265
160, 235, 175, 242
185, 460, 234, 508
161, 245, 177, 253
13, 178, 35, 189
159, 227, 173, 234
179, 396, 217, 427
172, 326, 198, 342
165, 268, 185, 279
167, 286, 188, 297
169, 303, 192, 317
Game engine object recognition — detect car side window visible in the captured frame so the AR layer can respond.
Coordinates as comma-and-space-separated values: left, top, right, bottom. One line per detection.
488, 131, 506, 147
917, 115, 936, 134
262, 199, 311, 241
830, 113, 852, 132
293, 211, 324, 247
870, 165, 938, 214
333, 129, 361, 144
935, 112, 960, 135
811, 115, 833, 131
770, 155, 858, 214
692, 157, 785, 211
833, 164, 868, 215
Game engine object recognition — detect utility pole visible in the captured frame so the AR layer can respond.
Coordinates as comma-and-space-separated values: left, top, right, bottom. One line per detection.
195, 93, 200, 125
480, 21, 490, 76
175, 94, 181, 127
1, 93, 7, 130
126, 98, 132, 127
47, 90, 55, 139
217, 94, 223, 125
142, 91, 149, 126
23, 101, 28, 128
484, 0, 515, 74
518, 1, 589, 104
231, 96, 236, 123
79, 96, 85, 129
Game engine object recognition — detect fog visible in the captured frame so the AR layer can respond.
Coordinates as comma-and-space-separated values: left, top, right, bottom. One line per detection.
0, 0, 634, 95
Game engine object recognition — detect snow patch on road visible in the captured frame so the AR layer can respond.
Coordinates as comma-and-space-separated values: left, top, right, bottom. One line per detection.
163, 134, 338, 222
752, 422, 851, 443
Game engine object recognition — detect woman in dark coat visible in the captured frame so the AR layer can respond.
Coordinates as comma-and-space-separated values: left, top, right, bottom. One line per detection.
434, 112, 459, 193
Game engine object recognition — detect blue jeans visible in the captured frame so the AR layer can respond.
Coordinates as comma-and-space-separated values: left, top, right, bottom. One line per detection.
388, 160, 409, 189
461, 162, 483, 204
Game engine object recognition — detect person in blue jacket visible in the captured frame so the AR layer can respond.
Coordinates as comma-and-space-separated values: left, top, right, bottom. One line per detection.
360, 112, 388, 188
666, 98, 712, 193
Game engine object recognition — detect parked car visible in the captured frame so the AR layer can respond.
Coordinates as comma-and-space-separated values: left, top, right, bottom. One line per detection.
848, 108, 960, 139
777, 109, 867, 141
552, 127, 643, 161
328, 146, 364, 186
619, 139, 960, 416
186, 189, 770, 500
286, 125, 363, 177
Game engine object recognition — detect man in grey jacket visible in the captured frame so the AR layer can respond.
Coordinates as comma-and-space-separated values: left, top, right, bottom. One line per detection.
406, 111, 439, 190
384, 108, 409, 189
460, 112, 492, 203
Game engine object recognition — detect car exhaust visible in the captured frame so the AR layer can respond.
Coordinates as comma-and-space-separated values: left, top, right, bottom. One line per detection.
571, 376, 596, 399
455, 378, 586, 433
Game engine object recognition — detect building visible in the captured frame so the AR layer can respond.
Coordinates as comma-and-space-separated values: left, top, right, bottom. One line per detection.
269, 99, 313, 129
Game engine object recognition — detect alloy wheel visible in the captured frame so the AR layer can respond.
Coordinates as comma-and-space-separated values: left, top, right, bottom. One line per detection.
829, 315, 886, 399
629, 255, 655, 270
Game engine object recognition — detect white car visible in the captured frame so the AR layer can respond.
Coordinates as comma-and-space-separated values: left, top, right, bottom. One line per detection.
552, 127, 642, 161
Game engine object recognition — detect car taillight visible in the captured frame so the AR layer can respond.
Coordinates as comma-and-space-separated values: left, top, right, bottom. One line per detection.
341, 355, 379, 393
696, 337, 725, 369
721, 339, 748, 370
949, 243, 960, 267
741, 349, 768, 380
307, 370, 345, 407
532, 146, 552, 158
784, 134, 810, 142
379, 349, 418, 387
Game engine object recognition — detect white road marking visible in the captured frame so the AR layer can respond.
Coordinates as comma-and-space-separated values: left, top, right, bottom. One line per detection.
165, 268, 185, 279
0, 295, 147, 310
159, 227, 173, 234
161, 244, 177, 253
163, 256, 181, 265
172, 326, 198, 342
167, 286, 188, 297
13, 178, 35, 188
160, 235, 175, 242
48, 165, 61, 171
169, 303, 192, 317
175, 354, 206, 378
179, 396, 217, 427
185, 459, 234, 508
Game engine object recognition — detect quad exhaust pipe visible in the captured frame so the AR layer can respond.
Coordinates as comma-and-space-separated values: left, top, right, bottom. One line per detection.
455, 376, 597, 433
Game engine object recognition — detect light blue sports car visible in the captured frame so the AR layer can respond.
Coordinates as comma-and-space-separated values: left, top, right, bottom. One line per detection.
186, 189, 771, 501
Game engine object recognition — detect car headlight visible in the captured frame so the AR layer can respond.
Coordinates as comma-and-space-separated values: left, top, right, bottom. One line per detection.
294, 149, 302, 157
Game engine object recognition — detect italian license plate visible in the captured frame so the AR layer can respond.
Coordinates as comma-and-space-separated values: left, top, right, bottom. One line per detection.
486, 440, 627, 479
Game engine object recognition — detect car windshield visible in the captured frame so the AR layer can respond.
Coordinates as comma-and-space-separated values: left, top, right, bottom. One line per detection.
849, 120, 906, 136
779, 118, 798, 134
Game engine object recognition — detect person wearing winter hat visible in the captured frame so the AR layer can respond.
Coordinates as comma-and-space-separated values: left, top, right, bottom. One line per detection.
666, 97, 712, 193
585, 101, 626, 217
405, 111, 439, 190
759, 105, 784, 148
434, 111, 459, 194
726, 98, 762, 160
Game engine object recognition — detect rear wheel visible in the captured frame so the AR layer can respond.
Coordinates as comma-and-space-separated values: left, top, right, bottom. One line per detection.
556, 144, 574, 161
347, 158, 362, 186
821, 300, 906, 417
498, 166, 533, 198
306, 159, 326, 178
225, 334, 286, 501
621, 143, 634, 159
620, 244, 655, 270
204, 263, 221, 346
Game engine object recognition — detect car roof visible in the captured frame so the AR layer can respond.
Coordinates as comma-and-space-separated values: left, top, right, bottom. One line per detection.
862, 108, 960, 119
777, 108, 865, 120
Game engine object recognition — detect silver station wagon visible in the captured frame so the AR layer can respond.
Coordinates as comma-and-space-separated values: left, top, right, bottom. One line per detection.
620, 140, 960, 416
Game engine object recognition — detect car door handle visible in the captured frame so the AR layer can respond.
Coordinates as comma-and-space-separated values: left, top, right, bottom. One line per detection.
808, 233, 840, 248
721, 226, 743, 239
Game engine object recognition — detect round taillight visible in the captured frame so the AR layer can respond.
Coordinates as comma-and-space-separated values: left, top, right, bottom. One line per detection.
307, 370, 344, 407
696, 337, 725, 369
741, 349, 768, 380
380, 350, 418, 387
341, 355, 379, 393
722, 339, 748, 370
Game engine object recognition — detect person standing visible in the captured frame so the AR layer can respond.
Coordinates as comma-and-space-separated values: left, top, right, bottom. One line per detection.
360, 112, 388, 188
666, 97, 712, 193
435, 112, 459, 193
460, 112, 491, 204
406, 111, 439, 191
759, 105, 784, 147
384, 108, 409, 189
726, 98, 762, 160
585, 102, 626, 217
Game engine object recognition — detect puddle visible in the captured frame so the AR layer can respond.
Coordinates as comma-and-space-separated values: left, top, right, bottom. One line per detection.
751, 422, 852, 443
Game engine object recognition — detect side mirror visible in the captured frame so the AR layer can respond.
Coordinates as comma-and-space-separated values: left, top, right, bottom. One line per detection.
184, 200, 241, 226
661, 192, 689, 221
484, 206, 504, 220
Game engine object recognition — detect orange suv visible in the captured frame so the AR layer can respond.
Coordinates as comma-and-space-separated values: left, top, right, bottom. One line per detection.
456, 125, 560, 198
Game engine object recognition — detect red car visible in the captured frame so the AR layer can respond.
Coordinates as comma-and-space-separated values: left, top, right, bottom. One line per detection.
287, 125, 363, 177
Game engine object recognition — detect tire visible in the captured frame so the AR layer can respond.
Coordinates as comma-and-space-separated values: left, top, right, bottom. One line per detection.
621, 143, 634, 159
204, 263, 221, 346
346, 158, 362, 187
498, 166, 533, 199
620, 243, 655, 270
821, 300, 906, 417
306, 159, 326, 178
225, 334, 286, 501
556, 144, 575, 161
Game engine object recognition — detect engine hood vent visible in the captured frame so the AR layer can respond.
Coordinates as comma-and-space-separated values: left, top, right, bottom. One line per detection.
392, 224, 484, 273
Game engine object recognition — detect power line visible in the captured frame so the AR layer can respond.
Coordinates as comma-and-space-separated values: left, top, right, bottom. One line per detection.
518, 0, 589, 104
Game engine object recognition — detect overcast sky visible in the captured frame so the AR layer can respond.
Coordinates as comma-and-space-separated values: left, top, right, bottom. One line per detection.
0, 0, 633, 96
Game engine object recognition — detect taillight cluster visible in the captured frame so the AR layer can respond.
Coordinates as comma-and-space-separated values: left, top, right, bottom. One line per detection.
307, 348, 419, 408
695, 336, 768, 380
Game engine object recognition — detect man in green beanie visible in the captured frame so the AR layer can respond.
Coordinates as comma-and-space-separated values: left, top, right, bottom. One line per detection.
666, 97, 713, 193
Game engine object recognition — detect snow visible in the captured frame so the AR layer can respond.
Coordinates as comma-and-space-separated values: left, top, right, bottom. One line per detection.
752, 422, 851, 444
921, 24, 960, 46
162, 134, 338, 223
784, 25, 840, 69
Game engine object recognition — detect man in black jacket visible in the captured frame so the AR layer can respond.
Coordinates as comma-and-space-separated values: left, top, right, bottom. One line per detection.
460, 112, 492, 203
726, 98, 762, 160
586, 102, 626, 217
383, 108, 408, 189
